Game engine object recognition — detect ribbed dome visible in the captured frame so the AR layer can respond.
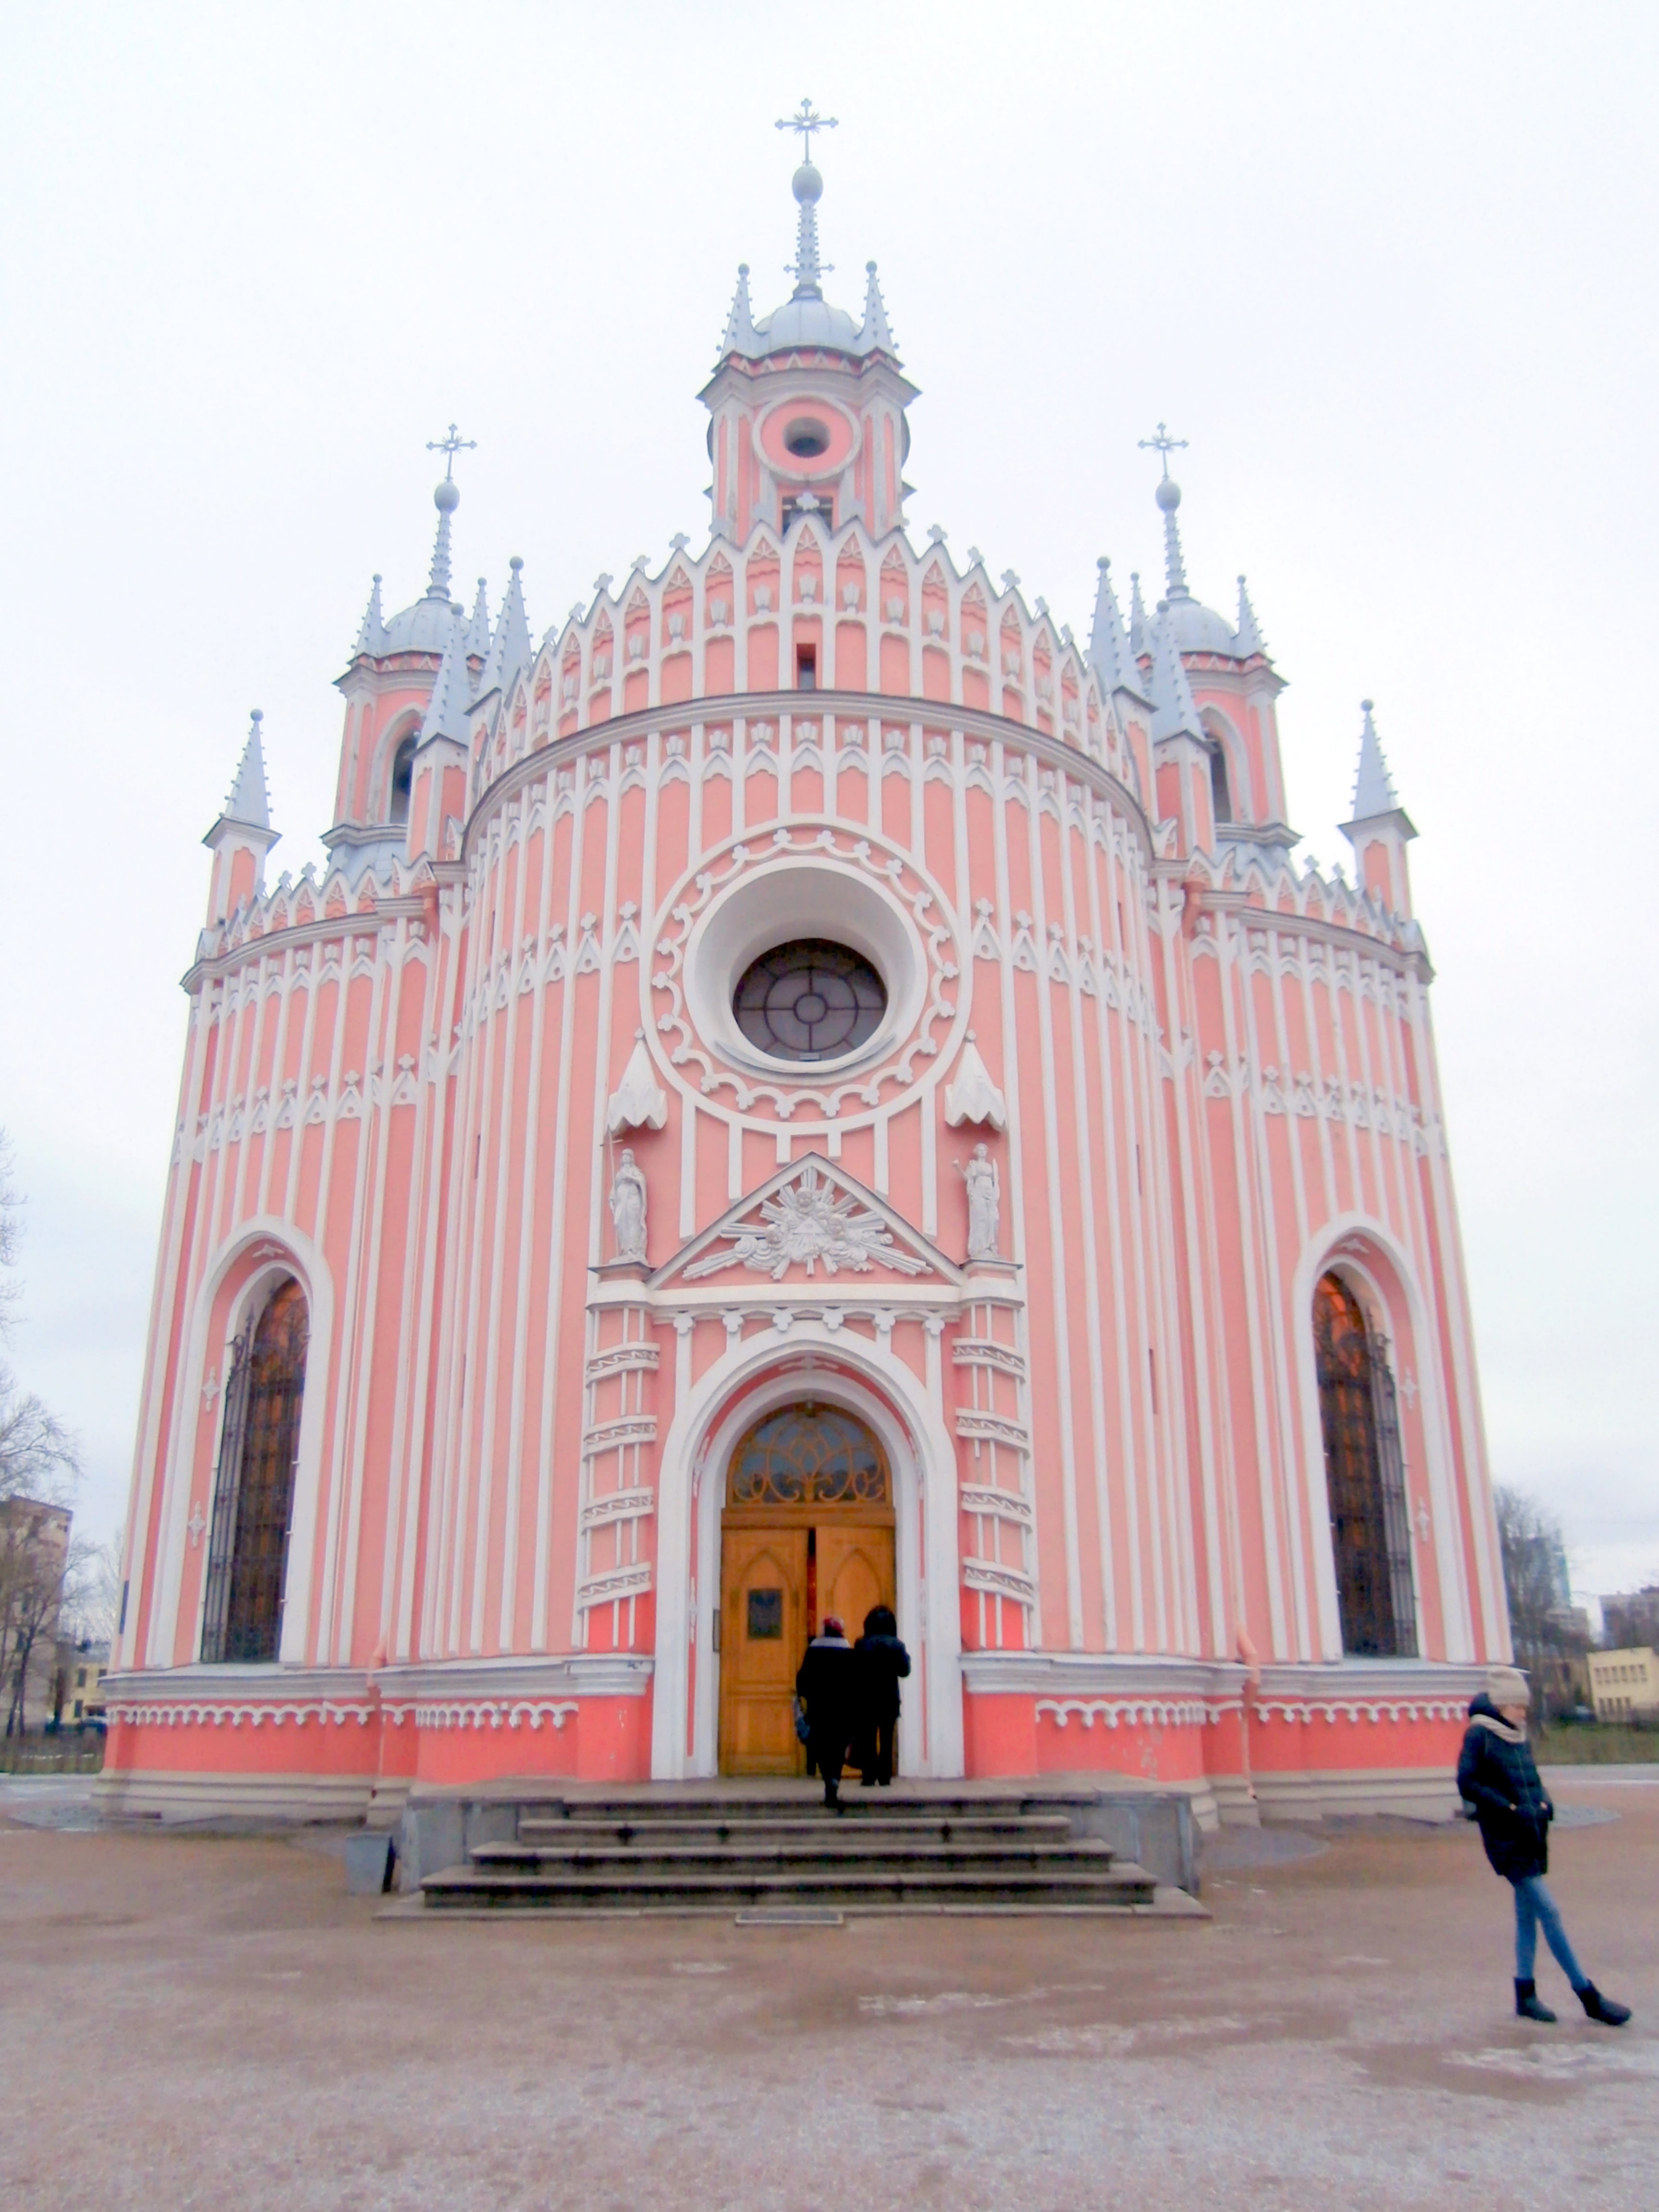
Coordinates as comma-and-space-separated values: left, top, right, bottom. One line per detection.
753, 294, 863, 351
1159, 591, 1238, 656
382, 592, 461, 653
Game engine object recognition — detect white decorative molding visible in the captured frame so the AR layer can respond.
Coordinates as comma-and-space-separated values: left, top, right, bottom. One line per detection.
606, 1034, 669, 1133
1251, 1698, 1466, 1725
959, 1486, 1034, 1527
581, 1416, 658, 1456
575, 1563, 654, 1610
107, 1699, 375, 1729
1037, 1698, 1228, 1729
955, 1408, 1030, 1453
942, 1036, 1009, 1130
584, 1342, 661, 1381
682, 1160, 934, 1283
962, 1558, 1036, 1604
579, 1487, 655, 1531
950, 1338, 1027, 1378
407, 1700, 578, 1732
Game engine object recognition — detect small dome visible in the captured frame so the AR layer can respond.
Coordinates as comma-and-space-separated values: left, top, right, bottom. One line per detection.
1160, 592, 1239, 655
754, 294, 862, 351
381, 593, 463, 654
793, 160, 822, 204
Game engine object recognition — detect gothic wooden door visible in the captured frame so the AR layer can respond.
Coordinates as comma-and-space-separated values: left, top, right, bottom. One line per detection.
718, 1527, 808, 1775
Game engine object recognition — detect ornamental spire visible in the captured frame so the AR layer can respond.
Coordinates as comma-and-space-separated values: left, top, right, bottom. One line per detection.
480, 557, 532, 699
776, 97, 837, 298
719, 263, 759, 356
1147, 603, 1206, 745
419, 608, 473, 745
1087, 557, 1135, 695
1235, 574, 1267, 658
224, 709, 272, 830
463, 576, 492, 662
354, 574, 386, 659
1128, 570, 1150, 662
1350, 698, 1403, 820
422, 423, 475, 601
1139, 422, 1191, 600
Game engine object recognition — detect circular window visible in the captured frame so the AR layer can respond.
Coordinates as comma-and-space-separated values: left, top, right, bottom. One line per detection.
783, 417, 830, 459
733, 940, 887, 1062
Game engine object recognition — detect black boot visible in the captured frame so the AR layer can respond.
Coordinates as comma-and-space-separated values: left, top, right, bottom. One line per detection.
1576, 1982, 1632, 2027
1515, 1978, 1557, 2022
823, 1781, 839, 1811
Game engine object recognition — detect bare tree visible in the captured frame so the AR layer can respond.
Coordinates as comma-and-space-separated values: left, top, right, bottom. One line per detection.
0, 1130, 81, 1510
1493, 1484, 1582, 1724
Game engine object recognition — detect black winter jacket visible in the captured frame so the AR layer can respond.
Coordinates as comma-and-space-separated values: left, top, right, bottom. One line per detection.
796, 1636, 857, 1742
854, 1632, 912, 1720
1456, 1693, 1553, 1882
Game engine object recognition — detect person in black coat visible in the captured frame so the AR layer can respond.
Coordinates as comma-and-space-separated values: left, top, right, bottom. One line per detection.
853, 1604, 911, 1787
1456, 1666, 1630, 2025
796, 1617, 857, 1807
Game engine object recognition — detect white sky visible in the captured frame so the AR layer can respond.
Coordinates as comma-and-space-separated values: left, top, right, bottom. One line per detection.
1, 2, 1654, 1611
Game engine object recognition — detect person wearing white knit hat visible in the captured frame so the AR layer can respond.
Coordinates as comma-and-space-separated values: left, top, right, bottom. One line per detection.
1456, 1666, 1631, 2025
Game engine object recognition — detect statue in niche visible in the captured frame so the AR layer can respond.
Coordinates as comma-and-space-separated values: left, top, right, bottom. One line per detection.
609, 1146, 648, 1262
957, 1143, 1001, 1261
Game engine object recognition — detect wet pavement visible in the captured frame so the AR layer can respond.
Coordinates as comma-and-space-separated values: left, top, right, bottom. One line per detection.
1, 1769, 1653, 2210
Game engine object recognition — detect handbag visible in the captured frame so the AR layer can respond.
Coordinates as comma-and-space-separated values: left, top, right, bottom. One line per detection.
793, 1695, 812, 1745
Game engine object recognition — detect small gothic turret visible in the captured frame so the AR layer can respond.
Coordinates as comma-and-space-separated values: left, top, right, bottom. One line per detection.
203, 709, 280, 923
1087, 557, 1145, 702
1341, 698, 1417, 917
478, 556, 532, 702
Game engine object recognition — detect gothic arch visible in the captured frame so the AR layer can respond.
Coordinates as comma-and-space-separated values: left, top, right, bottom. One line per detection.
1200, 706, 1252, 825
1311, 1268, 1414, 1657
650, 1322, 963, 1781
200, 1275, 311, 1663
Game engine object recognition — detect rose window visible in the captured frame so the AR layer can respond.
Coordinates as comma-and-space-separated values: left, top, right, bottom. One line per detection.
732, 940, 886, 1062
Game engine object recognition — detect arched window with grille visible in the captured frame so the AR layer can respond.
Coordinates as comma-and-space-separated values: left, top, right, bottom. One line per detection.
1313, 1271, 1417, 1657
201, 1277, 310, 1664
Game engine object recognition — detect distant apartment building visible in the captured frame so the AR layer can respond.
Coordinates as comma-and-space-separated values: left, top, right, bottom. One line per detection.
1601, 1588, 1659, 1650
1588, 1647, 1659, 1723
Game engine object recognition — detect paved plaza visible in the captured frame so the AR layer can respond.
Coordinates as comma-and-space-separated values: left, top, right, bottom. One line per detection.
2, 1771, 1654, 2211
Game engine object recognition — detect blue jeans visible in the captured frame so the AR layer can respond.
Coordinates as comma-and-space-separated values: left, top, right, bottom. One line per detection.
1513, 1875, 1585, 1988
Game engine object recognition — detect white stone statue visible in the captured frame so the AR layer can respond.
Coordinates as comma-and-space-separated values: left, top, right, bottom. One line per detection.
609, 1146, 648, 1262
958, 1143, 1000, 1262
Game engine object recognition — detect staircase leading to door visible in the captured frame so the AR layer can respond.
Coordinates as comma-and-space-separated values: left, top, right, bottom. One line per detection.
413, 1787, 1202, 1916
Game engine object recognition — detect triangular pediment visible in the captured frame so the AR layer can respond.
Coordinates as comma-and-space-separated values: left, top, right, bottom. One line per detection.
652, 1155, 961, 1290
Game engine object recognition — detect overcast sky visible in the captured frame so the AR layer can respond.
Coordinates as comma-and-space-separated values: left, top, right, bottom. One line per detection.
1, 2, 1654, 1610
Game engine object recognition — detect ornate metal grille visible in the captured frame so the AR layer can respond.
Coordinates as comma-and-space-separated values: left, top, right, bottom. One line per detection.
732, 939, 886, 1062
200, 1278, 309, 1664
1313, 1272, 1416, 1657
728, 1406, 889, 1507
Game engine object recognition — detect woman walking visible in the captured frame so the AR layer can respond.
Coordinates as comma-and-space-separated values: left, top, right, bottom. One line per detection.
795, 1615, 857, 1809
1456, 1667, 1631, 2025
853, 1605, 911, 1787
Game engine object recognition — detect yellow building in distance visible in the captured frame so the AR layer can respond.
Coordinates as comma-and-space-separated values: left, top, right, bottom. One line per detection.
1587, 1647, 1659, 1723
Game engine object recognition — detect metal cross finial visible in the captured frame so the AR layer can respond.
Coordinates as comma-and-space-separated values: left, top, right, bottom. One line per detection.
776, 97, 838, 159
426, 422, 478, 481
1138, 422, 1188, 480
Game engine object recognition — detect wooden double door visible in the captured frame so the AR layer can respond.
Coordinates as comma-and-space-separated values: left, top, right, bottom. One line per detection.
718, 1508, 896, 1776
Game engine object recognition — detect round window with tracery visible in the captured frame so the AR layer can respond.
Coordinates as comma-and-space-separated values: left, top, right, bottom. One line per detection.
732, 939, 886, 1062
728, 1406, 890, 1507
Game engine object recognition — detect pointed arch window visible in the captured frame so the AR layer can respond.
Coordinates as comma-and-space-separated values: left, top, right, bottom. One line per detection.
200, 1277, 310, 1664
388, 735, 417, 825
1207, 740, 1233, 825
728, 1406, 889, 1507
1313, 1272, 1417, 1657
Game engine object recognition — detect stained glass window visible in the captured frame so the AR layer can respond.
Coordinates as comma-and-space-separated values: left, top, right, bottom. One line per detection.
201, 1277, 310, 1665
1313, 1272, 1416, 1658
728, 1406, 890, 1507
732, 940, 886, 1062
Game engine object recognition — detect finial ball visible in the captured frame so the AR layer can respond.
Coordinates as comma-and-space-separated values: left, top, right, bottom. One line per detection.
1155, 476, 1182, 514
1361, 698, 1374, 714
793, 160, 823, 204
510, 555, 523, 572
434, 477, 460, 515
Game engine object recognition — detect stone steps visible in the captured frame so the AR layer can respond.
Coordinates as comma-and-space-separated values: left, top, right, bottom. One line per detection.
414, 1788, 1191, 1916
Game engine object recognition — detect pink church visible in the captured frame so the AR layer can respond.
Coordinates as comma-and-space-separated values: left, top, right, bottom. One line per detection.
102, 118, 1507, 1828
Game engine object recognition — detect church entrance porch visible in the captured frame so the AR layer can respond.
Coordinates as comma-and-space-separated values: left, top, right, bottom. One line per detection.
717, 1404, 895, 1777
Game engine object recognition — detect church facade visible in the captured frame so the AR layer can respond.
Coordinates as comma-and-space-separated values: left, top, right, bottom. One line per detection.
102, 120, 1506, 1826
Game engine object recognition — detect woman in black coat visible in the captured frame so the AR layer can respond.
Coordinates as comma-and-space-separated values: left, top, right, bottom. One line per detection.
853, 1604, 911, 1788
1456, 1666, 1630, 2024
795, 1616, 857, 1808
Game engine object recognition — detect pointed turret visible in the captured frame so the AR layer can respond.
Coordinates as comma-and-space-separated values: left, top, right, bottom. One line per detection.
418, 608, 473, 745
1340, 699, 1418, 917
203, 710, 280, 923
719, 264, 761, 358
1129, 572, 1150, 662
1087, 557, 1143, 698
860, 261, 895, 353
479, 557, 532, 700
1234, 575, 1267, 659
425, 476, 458, 601
354, 575, 387, 660
1147, 604, 1206, 744
463, 577, 491, 663
224, 709, 272, 830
